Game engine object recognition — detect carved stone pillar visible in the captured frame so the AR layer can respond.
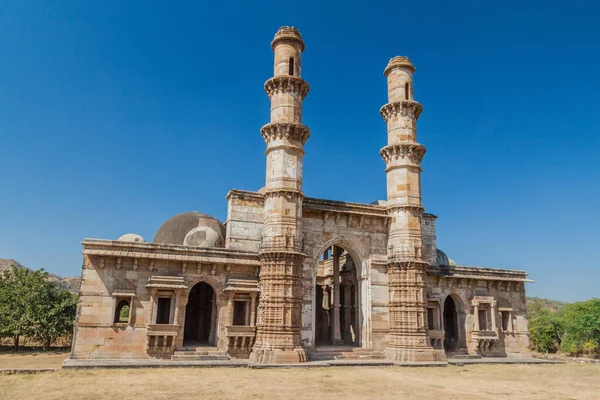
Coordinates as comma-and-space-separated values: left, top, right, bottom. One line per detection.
175, 291, 188, 349
250, 252, 306, 363
250, 293, 257, 326
208, 295, 217, 346
331, 246, 342, 344
473, 302, 480, 331
227, 295, 234, 325
245, 301, 251, 326
491, 301, 497, 331
343, 282, 353, 344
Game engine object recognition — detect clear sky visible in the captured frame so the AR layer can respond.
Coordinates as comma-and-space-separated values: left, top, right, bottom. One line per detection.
1, 1, 598, 302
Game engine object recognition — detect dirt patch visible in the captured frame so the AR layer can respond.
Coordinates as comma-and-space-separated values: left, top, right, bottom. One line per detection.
0, 364, 599, 400
0, 350, 68, 369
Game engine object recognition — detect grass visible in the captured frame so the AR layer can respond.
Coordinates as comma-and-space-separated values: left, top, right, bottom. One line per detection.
0, 363, 599, 400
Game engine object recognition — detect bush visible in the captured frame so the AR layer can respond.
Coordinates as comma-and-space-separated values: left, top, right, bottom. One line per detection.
528, 298, 600, 358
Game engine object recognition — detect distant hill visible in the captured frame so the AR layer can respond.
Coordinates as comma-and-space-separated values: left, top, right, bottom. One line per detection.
526, 296, 569, 312
0, 258, 81, 295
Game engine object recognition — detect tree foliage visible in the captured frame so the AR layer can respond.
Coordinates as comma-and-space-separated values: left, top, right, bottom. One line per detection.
528, 298, 600, 357
560, 299, 600, 357
0, 266, 77, 351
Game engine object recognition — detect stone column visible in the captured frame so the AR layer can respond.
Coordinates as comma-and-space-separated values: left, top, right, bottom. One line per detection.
250, 293, 257, 326
491, 301, 497, 332
381, 56, 440, 362
209, 295, 217, 345
249, 26, 309, 364
321, 285, 330, 341
322, 285, 329, 310
343, 282, 353, 344
473, 303, 480, 331
331, 246, 342, 344
227, 296, 234, 325
175, 293, 188, 349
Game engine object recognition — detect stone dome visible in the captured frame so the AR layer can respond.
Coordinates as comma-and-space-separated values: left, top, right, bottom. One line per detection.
117, 233, 145, 243
272, 26, 305, 51
153, 211, 225, 248
436, 249, 450, 266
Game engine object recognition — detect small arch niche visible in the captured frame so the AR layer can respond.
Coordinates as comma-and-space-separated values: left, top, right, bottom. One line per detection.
288, 57, 295, 76
114, 299, 131, 323
405, 82, 410, 100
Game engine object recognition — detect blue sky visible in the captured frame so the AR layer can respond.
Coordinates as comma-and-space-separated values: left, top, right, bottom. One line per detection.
1, 1, 598, 302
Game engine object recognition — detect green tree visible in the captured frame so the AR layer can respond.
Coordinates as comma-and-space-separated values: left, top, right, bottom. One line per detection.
560, 299, 600, 357
30, 282, 78, 350
0, 266, 47, 351
528, 306, 562, 353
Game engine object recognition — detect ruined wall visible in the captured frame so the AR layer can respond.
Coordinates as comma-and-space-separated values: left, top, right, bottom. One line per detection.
225, 190, 264, 252
421, 213, 437, 266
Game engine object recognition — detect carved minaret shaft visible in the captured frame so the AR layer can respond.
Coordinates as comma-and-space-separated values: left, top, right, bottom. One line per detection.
380, 57, 440, 362
249, 27, 310, 364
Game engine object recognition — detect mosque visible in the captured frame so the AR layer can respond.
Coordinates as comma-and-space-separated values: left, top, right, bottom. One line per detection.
69, 27, 531, 365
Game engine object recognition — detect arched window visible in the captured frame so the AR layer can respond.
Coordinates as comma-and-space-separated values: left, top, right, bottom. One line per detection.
114, 299, 130, 323
289, 57, 295, 76
405, 82, 410, 100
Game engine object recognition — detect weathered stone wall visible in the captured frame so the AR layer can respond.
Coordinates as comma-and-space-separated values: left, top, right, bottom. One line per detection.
422, 213, 437, 266
72, 249, 259, 360
424, 272, 529, 357
300, 199, 390, 350
225, 190, 264, 252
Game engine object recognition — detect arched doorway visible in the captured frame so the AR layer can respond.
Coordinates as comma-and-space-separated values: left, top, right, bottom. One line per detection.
315, 244, 359, 346
443, 296, 459, 353
184, 282, 216, 346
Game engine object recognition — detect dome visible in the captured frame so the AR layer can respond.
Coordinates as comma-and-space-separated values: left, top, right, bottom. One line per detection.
384, 56, 416, 76
117, 233, 145, 243
153, 211, 225, 248
436, 249, 450, 266
272, 26, 305, 51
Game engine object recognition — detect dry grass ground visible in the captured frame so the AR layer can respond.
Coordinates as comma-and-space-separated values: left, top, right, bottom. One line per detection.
0, 363, 599, 400
0, 350, 68, 369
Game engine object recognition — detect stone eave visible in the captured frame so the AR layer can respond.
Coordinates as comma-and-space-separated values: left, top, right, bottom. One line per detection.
427, 264, 533, 283
303, 197, 389, 218
81, 239, 260, 266
226, 189, 265, 202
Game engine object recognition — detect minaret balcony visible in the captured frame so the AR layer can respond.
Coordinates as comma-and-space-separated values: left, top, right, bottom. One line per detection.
264, 76, 310, 100
261, 122, 310, 146
380, 143, 426, 166
380, 101, 423, 123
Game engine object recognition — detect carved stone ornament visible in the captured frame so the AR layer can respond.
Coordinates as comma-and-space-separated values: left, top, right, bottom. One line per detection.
261, 123, 310, 146
264, 76, 310, 100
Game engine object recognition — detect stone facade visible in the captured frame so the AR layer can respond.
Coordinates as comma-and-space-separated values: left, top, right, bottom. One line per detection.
70, 27, 531, 364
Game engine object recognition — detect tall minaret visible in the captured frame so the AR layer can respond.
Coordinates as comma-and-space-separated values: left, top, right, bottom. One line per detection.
249, 26, 310, 364
380, 57, 441, 362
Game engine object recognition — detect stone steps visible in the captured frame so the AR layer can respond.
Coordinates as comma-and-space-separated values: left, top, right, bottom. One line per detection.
308, 347, 385, 361
171, 347, 230, 361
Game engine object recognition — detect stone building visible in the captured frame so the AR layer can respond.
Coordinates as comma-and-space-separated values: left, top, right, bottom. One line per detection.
70, 27, 531, 364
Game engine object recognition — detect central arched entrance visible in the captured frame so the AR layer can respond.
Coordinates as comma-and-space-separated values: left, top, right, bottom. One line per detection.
443, 296, 459, 353
315, 244, 359, 346
184, 282, 216, 346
